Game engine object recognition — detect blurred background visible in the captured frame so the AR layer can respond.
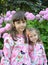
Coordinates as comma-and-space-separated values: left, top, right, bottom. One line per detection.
0, 0, 48, 14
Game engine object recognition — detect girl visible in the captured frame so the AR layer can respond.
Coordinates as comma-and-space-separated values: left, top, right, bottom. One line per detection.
0, 11, 31, 65
27, 28, 47, 65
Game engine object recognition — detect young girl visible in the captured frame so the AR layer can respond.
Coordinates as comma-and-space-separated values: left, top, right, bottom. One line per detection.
27, 28, 47, 65
0, 11, 31, 65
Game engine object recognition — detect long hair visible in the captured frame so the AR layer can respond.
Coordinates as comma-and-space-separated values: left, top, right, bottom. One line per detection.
27, 28, 42, 45
10, 11, 27, 43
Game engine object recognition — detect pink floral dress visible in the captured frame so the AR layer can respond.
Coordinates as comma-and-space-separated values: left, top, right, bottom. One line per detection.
1, 33, 31, 65
29, 42, 47, 65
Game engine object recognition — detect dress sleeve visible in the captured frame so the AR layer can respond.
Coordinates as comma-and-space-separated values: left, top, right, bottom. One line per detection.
1, 33, 14, 65
42, 44, 47, 65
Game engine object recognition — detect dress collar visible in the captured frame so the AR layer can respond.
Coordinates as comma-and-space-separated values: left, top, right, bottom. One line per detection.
16, 34, 24, 38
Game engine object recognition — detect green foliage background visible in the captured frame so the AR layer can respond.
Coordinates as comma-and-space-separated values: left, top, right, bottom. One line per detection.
0, 0, 47, 14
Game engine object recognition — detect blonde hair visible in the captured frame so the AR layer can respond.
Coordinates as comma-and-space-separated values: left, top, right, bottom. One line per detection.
27, 28, 42, 45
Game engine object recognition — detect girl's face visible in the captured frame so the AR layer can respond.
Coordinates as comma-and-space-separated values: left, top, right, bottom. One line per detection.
28, 30, 38, 43
14, 20, 26, 34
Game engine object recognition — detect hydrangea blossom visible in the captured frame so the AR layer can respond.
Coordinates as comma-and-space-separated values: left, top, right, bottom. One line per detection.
25, 12, 35, 20
4, 23, 11, 31
11, 10, 16, 15
6, 11, 11, 17
0, 27, 5, 34
0, 10, 16, 38
39, 11, 47, 16
39, 8, 48, 20
4, 17, 11, 22
0, 25, 2, 28
25, 12, 29, 16
35, 14, 41, 20
42, 14, 48, 20
0, 23, 11, 38
4, 10, 16, 22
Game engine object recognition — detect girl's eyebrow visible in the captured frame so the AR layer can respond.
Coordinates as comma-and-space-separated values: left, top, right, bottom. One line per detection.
13, 19, 20, 22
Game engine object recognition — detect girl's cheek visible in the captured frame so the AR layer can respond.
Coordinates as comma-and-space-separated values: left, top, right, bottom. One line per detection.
29, 37, 33, 41
36, 36, 38, 40
24, 23, 26, 26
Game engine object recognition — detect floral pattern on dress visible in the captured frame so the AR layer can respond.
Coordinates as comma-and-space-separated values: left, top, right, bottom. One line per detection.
1, 33, 31, 65
29, 43, 47, 65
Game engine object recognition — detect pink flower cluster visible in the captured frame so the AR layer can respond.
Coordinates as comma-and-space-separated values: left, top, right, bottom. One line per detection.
0, 10, 16, 25
25, 12, 35, 20
4, 10, 16, 22
0, 10, 16, 38
39, 8, 48, 20
35, 14, 41, 20
0, 23, 11, 38
35, 8, 48, 21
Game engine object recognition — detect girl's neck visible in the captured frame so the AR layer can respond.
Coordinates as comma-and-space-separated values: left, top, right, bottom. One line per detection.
31, 42, 36, 46
17, 31, 23, 35
16, 33, 24, 37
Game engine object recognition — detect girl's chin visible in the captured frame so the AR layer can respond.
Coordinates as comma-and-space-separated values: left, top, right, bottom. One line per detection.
20, 29, 25, 32
31, 40, 37, 43
33, 40, 37, 43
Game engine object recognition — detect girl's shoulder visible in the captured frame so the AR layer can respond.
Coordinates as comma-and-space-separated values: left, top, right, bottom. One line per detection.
36, 42, 44, 50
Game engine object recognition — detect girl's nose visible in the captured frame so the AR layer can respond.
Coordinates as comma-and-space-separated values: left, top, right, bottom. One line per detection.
20, 22, 23, 26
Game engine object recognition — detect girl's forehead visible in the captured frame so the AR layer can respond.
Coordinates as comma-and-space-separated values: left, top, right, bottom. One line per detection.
15, 19, 26, 23
29, 31, 37, 35
19, 19, 26, 21
13, 16, 26, 23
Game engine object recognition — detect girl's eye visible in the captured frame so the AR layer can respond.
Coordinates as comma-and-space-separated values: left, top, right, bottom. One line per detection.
22, 21, 25, 23
30, 36, 32, 38
34, 34, 36, 36
29, 36, 33, 38
17, 21, 20, 24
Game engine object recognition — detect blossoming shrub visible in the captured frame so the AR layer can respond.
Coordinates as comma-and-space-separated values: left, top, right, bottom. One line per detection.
0, 10, 16, 49
0, 8, 48, 59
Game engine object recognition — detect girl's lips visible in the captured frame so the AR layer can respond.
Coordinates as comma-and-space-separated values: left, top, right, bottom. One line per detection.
19, 27, 25, 30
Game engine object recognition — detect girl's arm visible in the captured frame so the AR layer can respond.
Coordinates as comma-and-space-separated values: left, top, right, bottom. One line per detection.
1, 33, 14, 65
42, 44, 47, 65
